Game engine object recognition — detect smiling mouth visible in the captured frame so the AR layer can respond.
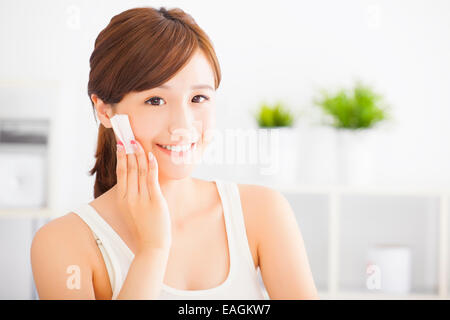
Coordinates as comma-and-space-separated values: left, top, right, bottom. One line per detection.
156, 142, 197, 156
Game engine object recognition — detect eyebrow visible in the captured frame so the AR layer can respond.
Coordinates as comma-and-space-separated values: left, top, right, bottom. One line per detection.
157, 84, 215, 91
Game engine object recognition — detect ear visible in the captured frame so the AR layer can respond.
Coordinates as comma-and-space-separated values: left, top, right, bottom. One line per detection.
91, 94, 114, 128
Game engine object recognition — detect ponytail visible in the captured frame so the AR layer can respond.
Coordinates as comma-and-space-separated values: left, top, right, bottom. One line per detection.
89, 124, 117, 198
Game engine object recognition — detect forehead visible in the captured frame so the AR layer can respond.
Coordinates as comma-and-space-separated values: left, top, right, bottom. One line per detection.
162, 49, 215, 89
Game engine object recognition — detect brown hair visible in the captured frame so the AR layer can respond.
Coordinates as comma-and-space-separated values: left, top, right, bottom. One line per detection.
87, 6, 221, 198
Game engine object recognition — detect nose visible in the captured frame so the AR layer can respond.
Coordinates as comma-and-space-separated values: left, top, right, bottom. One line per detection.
168, 104, 196, 143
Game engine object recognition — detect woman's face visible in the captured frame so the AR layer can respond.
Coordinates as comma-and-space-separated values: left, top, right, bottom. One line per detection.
100, 49, 217, 180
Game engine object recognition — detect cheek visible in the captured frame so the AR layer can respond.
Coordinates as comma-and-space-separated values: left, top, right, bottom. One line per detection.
132, 117, 160, 145
198, 109, 216, 144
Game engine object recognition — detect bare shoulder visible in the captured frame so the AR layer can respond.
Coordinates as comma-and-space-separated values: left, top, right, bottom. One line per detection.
237, 183, 287, 204
236, 183, 319, 299
30, 212, 100, 299
237, 183, 292, 221
236, 183, 294, 263
32, 212, 98, 263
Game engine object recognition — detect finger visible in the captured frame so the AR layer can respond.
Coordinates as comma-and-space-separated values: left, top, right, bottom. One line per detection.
127, 140, 139, 204
146, 151, 162, 200
134, 140, 149, 201
116, 142, 127, 200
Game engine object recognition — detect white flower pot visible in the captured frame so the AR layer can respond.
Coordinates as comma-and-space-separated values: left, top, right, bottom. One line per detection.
257, 127, 299, 186
335, 129, 375, 186
295, 125, 337, 185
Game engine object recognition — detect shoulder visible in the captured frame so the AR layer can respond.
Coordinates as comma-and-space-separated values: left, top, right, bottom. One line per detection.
236, 183, 292, 219
32, 212, 97, 258
236, 183, 288, 206
236, 183, 318, 299
236, 182, 295, 243
31, 211, 103, 270
30, 212, 99, 298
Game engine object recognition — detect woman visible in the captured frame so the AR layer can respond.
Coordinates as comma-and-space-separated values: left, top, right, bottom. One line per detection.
30, 6, 318, 300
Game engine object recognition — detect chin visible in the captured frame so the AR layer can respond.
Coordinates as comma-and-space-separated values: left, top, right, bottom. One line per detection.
156, 152, 201, 180
158, 164, 196, 180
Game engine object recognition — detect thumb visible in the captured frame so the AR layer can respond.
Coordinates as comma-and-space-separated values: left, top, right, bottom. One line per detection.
147, 151, 163, 200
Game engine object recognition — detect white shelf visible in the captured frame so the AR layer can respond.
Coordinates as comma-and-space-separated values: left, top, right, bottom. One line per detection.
259, 182, 450, 197
318, 290, 446, 300
0, 207, 55, 218
255, 182, 450, 300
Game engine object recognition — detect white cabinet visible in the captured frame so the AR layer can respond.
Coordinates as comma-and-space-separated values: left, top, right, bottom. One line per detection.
271, 184, 450, 299
0, 215, 50, 299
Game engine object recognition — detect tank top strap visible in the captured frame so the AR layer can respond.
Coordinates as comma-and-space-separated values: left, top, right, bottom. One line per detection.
70, 203, 122, 299
214, 179, 256, 274
213, 179, 238, 271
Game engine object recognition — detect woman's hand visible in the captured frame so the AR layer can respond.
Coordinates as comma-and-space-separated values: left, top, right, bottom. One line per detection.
116, 139, 172, 252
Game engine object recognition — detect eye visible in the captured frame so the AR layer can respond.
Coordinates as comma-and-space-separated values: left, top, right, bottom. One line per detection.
192, 95, 210, 103
144, 95, 210, 106
145, 96, 165, 106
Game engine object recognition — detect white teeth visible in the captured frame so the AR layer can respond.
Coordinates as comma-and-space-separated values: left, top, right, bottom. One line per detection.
159, 143, 194, 152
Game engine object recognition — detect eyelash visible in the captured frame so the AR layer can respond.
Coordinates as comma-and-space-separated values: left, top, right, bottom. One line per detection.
145, 95, 210, 106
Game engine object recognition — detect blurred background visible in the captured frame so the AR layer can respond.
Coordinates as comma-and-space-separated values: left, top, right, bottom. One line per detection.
0, 0, 449, 299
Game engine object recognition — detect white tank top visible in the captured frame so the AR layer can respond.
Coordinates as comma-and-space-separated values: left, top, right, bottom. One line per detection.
71, 179, 268, 300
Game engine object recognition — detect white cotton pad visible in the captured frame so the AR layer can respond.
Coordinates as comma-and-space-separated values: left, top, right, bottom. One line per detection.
110, 114, 136, 154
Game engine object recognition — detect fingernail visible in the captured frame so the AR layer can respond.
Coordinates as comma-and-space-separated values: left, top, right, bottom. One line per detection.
130, 140, 138, 151
116, 144, 124, 152
148, 151, 154, 161
118, 140, 124, 146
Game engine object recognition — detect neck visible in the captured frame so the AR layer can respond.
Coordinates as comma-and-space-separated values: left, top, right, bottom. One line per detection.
110, 175, 197, 222
158, 175, 196, 218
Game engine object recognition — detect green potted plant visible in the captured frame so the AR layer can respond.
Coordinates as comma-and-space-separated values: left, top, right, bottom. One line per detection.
251, 100, 300, 184
254, 100, 296, 128
313, 81, 389, 130
313, 81, 390, 185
